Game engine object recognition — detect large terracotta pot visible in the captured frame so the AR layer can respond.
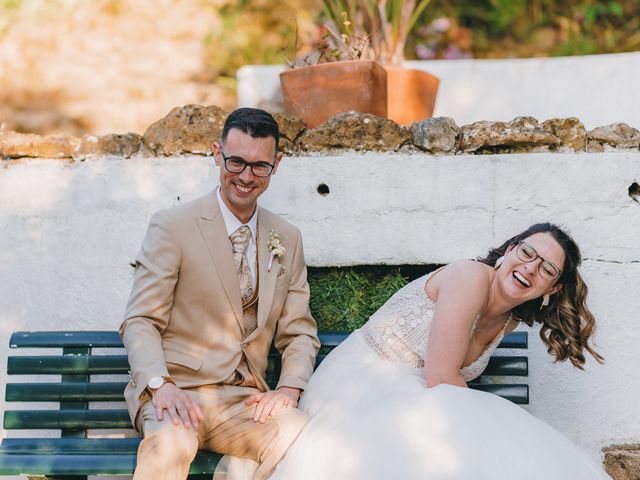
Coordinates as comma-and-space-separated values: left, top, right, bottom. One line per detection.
385, 66, 440, 125
279, 60, 387, 128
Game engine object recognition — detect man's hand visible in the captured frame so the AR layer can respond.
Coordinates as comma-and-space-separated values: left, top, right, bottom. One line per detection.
151, 383, 205, 428
244, 386, 301, 424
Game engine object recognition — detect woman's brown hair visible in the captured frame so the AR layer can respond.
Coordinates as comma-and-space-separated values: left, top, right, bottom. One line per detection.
478, 223, 604, 369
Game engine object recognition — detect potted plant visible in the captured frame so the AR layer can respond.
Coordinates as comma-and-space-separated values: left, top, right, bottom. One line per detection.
279, 0, 440, 127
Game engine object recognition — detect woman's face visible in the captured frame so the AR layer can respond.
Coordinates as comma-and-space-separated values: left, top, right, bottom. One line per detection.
497, 232, 566, 303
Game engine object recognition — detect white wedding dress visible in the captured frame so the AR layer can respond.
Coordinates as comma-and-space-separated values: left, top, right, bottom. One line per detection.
267, 274, 610, 480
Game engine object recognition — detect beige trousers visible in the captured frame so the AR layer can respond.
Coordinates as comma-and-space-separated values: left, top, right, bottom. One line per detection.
132, 384, 309, 480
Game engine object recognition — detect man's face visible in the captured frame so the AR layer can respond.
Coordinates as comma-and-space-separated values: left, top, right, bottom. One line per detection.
213, 128, 282, 223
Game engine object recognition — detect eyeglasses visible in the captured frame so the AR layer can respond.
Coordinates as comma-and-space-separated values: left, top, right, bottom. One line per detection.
219, 150, 275, 178
515, 242, 562, 280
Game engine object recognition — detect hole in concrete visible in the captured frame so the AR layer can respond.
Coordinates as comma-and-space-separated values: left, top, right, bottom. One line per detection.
629, 182, 640, 203
317, 184, 330, 196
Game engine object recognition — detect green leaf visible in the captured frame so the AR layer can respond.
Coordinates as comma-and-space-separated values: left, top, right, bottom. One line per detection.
583, 5, 599, 25
409, 0, 433, 34
608, 2, 623, 17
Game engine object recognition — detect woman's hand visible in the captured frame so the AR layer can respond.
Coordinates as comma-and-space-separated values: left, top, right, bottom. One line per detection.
245, 386, 301, 424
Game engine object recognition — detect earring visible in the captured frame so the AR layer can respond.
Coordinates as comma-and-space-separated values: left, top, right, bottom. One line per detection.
494, 256, 504, 270
540, 294, 550, 310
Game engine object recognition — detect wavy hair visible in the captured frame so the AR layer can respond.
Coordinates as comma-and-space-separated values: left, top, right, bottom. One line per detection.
478, 223, 604, 369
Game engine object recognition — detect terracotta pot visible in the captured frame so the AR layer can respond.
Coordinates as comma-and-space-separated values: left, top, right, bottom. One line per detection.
280, 60, 387, 128
385, 66, 440, 125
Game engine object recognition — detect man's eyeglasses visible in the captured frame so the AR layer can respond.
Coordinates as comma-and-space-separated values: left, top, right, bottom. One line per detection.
515, 242, 562, 280
219, 150, 275, 178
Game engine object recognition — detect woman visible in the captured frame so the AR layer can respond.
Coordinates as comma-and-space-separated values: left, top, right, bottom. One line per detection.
269, 223, 609, 479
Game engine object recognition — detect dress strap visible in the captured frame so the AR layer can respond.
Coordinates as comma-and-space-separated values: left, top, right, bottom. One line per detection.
502, 312, 515, 332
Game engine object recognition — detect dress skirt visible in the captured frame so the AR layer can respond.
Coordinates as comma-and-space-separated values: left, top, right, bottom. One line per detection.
269, 330, 610, 480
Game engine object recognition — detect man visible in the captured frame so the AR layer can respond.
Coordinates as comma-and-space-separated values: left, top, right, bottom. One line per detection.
120, 108, 320, 480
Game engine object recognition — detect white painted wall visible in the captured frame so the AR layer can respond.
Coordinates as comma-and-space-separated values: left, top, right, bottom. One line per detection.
237, 52, 640, 130
1, 152, 639, 469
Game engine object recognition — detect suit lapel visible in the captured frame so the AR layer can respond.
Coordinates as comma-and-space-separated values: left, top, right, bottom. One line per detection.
196, 192, 244, 334
256, 208, 278, 332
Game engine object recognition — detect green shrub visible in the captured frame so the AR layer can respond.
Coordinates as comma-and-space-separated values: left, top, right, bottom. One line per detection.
308, 267, 409, 331
422, 0, 640, 58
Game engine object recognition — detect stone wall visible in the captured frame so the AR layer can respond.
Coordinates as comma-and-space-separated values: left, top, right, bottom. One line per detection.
1, 107, 640, 478
2, 105, 639, 160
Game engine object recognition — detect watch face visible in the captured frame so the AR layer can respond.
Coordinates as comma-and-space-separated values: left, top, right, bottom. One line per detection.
148, 376, 165, 389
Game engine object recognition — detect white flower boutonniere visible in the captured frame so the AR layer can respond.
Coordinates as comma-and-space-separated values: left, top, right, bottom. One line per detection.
267, 230, 287, 272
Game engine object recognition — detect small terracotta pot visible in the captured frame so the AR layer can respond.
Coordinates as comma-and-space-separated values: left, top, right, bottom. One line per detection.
280, 60, 388, 128
385, 66, 440, 125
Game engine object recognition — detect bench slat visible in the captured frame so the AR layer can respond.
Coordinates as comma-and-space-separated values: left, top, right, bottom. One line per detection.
498, 331, 527, 349
8, 331, 349, 349
484, 356, 528, 376
10, 331, 124, 348
0, 437, 140, 454
8, 354, 285, 376
9, 330, 528, 349
6, 382, 129, 402
3, 409, 132, 430
8, 354, 527, 380
0, 451, 221, 475
8, 355, 130, 375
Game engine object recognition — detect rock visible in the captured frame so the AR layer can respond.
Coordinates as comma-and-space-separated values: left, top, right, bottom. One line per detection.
299, 112, 411, 152
143, 104, 228, 155
411, 117, 460, 154
542, 117, 587, 151
0, 130, 79, 159
272, 112, 306, 154
603, 444, 640, 480
587, 123, 640, 152
460, 116, 560, 154
75, 133, 145, 158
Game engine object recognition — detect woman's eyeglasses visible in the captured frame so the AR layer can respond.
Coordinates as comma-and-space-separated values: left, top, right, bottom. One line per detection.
515, 242, 562, 280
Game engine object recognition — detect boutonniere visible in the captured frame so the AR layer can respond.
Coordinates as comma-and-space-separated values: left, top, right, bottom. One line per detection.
267, 230, 287, 272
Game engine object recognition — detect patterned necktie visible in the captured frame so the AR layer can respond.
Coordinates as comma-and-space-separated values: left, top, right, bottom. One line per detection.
229, 225, 253, 304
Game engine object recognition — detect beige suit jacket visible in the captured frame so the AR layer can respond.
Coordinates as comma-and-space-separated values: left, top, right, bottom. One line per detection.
120, 191, 320, 425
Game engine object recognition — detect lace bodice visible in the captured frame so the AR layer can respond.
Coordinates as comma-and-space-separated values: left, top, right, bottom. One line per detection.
360, 274, 507, 382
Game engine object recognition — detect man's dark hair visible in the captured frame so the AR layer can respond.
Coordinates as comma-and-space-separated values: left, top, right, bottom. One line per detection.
221, 108, 279, 152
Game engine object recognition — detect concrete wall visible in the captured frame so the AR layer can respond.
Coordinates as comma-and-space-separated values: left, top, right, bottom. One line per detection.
237, 52, 640, 130
1, 151, 639, 466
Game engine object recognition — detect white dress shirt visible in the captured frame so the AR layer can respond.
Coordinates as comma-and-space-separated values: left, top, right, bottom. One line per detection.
216, 187, 258, 287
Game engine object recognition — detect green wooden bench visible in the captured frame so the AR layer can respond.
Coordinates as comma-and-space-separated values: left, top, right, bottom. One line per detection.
0, 330, 528, 479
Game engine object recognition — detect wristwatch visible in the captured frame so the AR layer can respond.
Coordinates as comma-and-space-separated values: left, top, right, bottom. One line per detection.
147, 376, 174, 393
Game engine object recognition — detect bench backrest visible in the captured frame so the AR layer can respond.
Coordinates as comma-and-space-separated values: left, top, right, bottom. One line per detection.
4, 330, 528, 439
